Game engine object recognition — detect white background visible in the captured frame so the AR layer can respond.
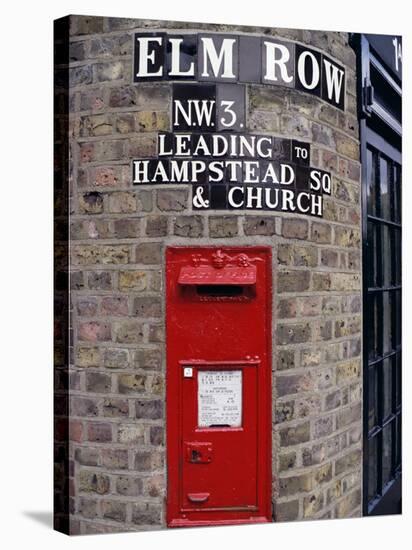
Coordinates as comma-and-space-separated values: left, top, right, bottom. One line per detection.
0, 1, 409, 548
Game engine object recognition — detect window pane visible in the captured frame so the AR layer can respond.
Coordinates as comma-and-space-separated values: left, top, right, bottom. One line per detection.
382, 291, 393, 355
367, 148, 378, 216
388, 162, 396, 222
368, 365, 379, 431
382, 357, 393, 420
382, 225, 393, 287
394, 229, 401, 285
394, 164, 401, 223
368, 437, 378, 503
380, 157, 391, 220
395, 353, 401, 408
382, 423, 393, 487
367, 294, 379, 361
370, 65, 402, 123
395, 416, 402, 470
394, 290, 401, 349
367, 222, 380, 288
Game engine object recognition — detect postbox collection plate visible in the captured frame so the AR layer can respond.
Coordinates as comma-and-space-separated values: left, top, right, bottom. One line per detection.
166, 247, 272, 527
197, 369, 242, 428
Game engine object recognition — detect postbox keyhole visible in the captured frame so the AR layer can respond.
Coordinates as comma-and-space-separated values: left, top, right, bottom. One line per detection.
191, 449, 201, 462
186, 442, 213, 464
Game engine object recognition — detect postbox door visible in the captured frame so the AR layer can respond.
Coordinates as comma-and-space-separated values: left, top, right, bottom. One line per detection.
166, 247, 272, 527
181, 362, 259, 511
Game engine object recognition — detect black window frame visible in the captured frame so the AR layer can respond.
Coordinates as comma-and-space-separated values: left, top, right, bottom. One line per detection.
354, 33, 402, 516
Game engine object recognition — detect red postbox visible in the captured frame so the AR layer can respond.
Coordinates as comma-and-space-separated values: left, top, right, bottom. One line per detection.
166, 246, 272, 527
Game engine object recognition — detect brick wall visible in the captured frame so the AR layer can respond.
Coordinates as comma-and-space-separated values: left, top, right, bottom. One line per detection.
54, 15, 362, 534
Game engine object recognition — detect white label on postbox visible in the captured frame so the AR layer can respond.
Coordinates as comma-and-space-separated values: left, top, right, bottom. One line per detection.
198, 370, 242, 427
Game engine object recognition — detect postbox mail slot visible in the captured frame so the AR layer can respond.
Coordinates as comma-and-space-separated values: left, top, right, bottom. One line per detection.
196, 284, 244, 298
178, 265, 256, 285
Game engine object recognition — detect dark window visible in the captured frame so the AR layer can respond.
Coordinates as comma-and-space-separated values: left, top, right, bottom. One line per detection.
357, 33, 402, 514
362, 140, 401, 515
